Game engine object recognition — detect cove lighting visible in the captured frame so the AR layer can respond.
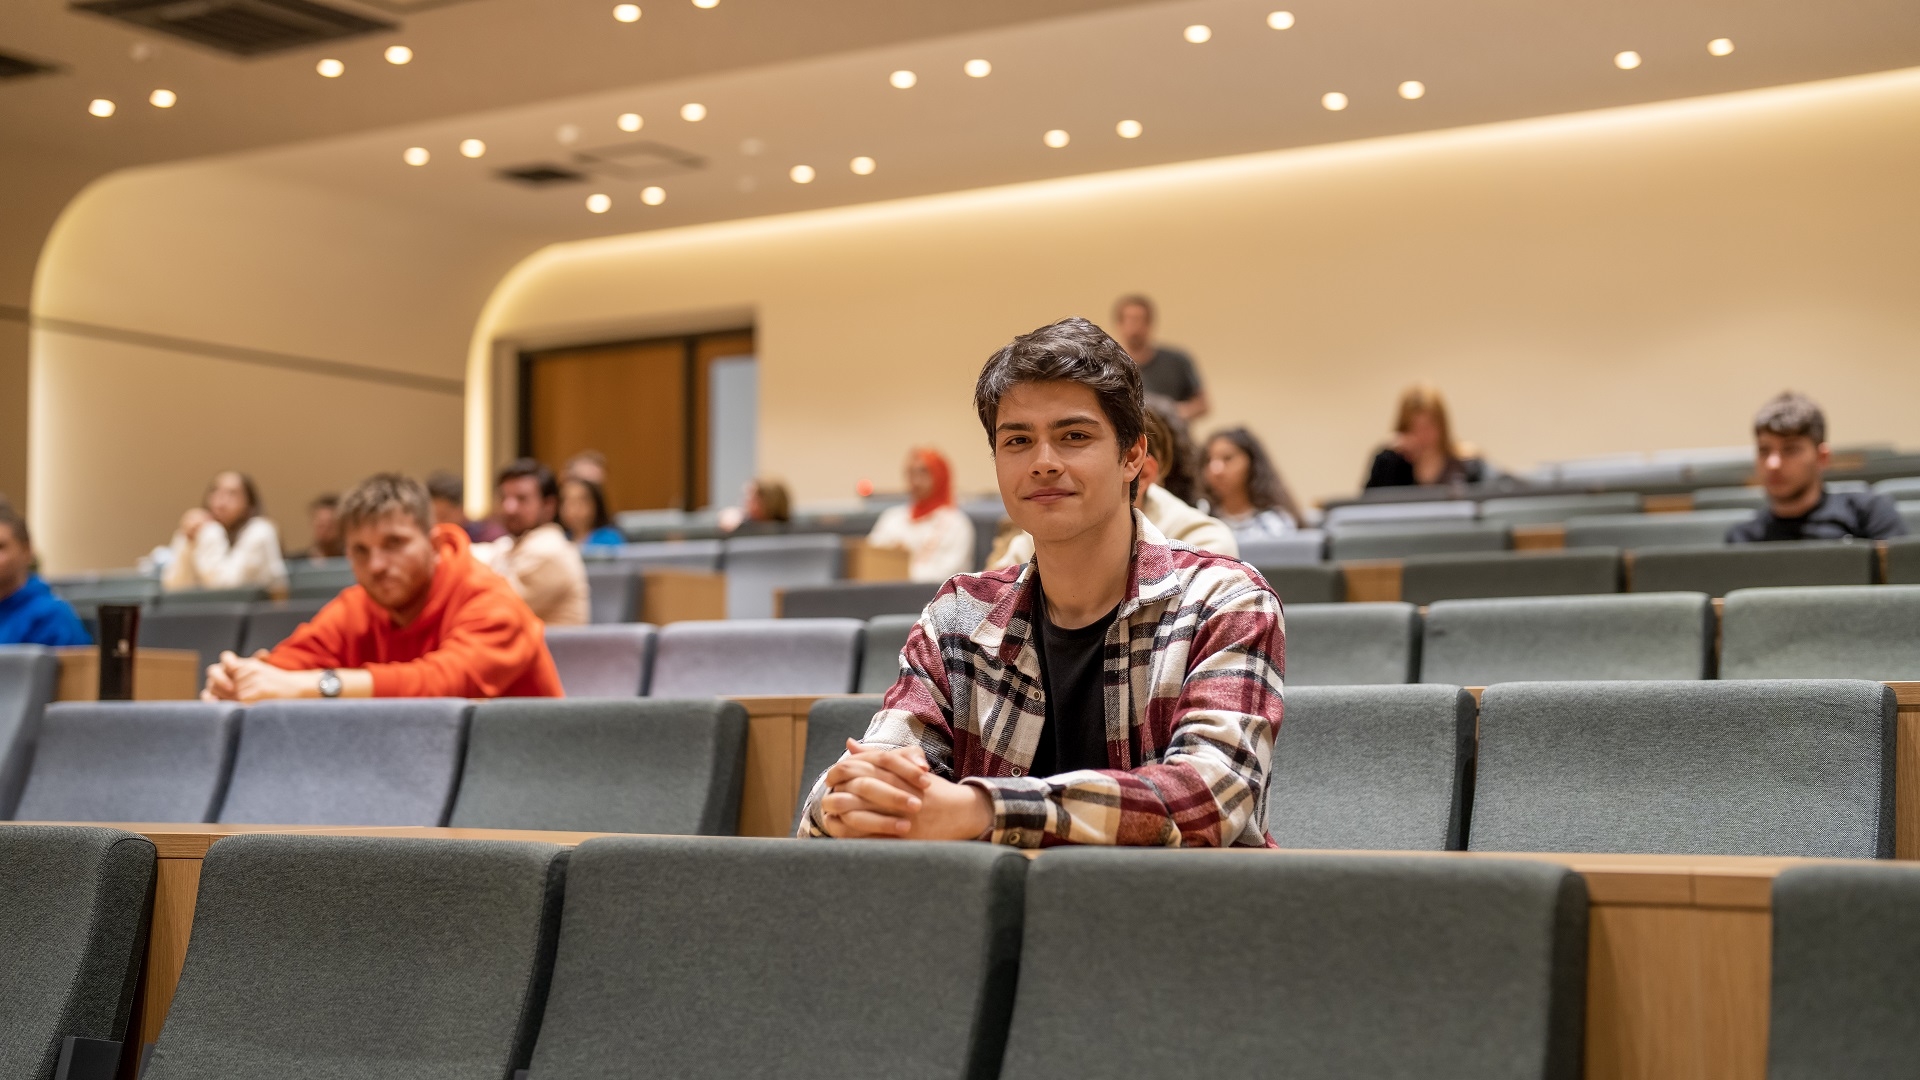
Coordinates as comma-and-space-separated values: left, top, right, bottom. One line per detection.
850, 156, 876, 175
88, 98, 115, 117
403, 146, 430, 166
1183, 24, 1211, 44
681, 102, 707, 121
1398, 81, 1425, 100
613, 4, 640, 22
789, 164, 816, 184
1116, 119, 1142, 138
1043, 128, 1070, 148
889, 70, 917, 89
1321, 92, 1348, 111
1615, 50, 1642, 70
965, 58, 991, 78
618, 112, 643, 132
1267, 11, 1295, 30
385, 45, 412, 65
1708, 38, 1735, 56
460, 139, 486, 158
587, 193, 612, 213
692, 0, 717, 8
316, 58, 344, 78
149, 89, 176, 108
641, 186, 666, 205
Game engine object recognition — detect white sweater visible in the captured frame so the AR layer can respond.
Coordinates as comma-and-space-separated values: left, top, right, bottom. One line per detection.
163, 517, 288, 592
867, 504, 978, 582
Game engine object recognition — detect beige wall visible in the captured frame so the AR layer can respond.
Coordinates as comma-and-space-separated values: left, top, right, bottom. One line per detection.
472, 67, 1920, 512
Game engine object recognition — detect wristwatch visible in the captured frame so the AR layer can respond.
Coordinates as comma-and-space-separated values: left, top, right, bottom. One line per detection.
317, 669, 342, 699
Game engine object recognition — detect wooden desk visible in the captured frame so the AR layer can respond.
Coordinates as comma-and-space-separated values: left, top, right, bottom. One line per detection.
54, 647, 201, 701
638, 569, 726, 624
1641, 493, 1696, 514
843, 539, 911, 582
727, 694, 844, 838
1341, 560, 1402, 602
1511, 524, 1569, 550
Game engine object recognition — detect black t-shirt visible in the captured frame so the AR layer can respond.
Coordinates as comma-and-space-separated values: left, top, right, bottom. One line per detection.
1027, 585, 1118, 779
1138, 346, 1202, 403
1364, 447, 1487, 489
1726, 489, 1909, 542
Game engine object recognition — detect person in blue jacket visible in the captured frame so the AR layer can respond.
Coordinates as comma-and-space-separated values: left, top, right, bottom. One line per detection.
0, 503, 91, 647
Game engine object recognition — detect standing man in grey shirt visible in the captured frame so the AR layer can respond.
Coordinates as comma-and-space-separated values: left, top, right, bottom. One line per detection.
1113, 294, 1209, 422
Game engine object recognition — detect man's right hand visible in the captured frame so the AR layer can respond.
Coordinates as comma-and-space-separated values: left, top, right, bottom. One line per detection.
818, 740, 933, 838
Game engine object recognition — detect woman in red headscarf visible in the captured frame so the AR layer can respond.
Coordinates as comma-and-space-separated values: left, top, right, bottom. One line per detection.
866, 447, 978, 582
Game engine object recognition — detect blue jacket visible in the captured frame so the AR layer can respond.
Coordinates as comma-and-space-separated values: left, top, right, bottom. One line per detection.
0, 574, 92, 647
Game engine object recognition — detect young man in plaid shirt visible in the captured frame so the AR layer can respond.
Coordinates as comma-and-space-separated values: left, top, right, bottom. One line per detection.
799, 316, 1285, 847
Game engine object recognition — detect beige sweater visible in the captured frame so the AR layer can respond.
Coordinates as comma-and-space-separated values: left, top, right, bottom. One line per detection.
163, 517, 288, 592
473, 522, 589, 626
990, 485, 1239, 570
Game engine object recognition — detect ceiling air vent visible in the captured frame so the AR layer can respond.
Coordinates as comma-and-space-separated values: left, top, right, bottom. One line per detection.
0, 50, 61, 79
498, 165, 588, 187
69, 0, 395, 58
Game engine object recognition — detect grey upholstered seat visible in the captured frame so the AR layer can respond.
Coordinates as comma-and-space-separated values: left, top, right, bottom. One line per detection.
858, 613, 917, 694
1478, 492, 1642, 526
650, 618, 864, 696
998, 850, 1587, 1080
0, 645, 59, 818
1629, 540, 1875, 597
1269, 685, 1475, 850
543, 623, 657, 697
959, 499, 1006, 572
0, 826, 156, 1080
1236, 530, 1327, 566
1420, 593, 1713, 685
530, 837, 1025, 1080
1400, 547, 1622, 605
1323, 499, 1476, 525
1471, 680, 1896, 857
583, 561, 640, 623
1767, 863, 1920, 1080
1563, 509, 1752, 549
1688, 486, 1768, 511
15, 702, 240, 823
1255, 562, 1345, 605
722, 533, 844, 620
237, 599, 328, 656
1281, 603, 1420, 686
1326, 519, 1508, 561
450, 698, 747, 834
1721, 586, 1920, 681
144, 835, 565, 1080
154, 587, 270, 608
1887, 536, 1920, 584
780, 580, 940, 620
1897, 500, 1920, 535
793, 695, 884, 831
216, 699, 470, 825
138, 604, 248, 673
610, 539, 724, 571
284, 561, 355, 600
1871, 475, 1920, 498
48, 576, 161, 607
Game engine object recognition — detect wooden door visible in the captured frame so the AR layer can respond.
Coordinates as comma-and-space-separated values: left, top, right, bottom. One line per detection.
525, 339, 688, 513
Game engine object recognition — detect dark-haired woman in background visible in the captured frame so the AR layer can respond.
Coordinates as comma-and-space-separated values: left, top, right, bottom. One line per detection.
558, 476, 624, 548
162, 470, 287, 592
1364, 384, 1487, 489
1202, 428, 1303, 540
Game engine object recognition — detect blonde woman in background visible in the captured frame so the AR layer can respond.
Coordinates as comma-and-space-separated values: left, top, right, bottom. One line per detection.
867, 447, 976, 581
1364, 383, 1487, 489
163, 471, 288, 592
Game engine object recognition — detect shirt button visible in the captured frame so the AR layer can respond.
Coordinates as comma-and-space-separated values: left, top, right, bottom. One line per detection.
1010, 766, 1022, 777
1006, 830, 1023, 845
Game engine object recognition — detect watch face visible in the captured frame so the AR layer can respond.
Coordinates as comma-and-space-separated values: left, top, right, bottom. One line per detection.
319, 671, 341, 698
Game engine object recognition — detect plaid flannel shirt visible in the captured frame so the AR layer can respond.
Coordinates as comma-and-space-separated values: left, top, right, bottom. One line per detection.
799, 511, 1284, 848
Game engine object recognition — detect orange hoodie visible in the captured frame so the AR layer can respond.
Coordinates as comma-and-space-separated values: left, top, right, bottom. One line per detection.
268, 523, 564, 698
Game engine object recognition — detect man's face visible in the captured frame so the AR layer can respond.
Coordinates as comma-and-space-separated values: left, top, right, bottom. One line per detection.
1114, 303, 1152, 348
496, 476, 554, 537
1756, 432, 1828, 503
310, 505, 339, 543
345, 512, 438, 612
0, 524, 28, 595
993, 380, 1145, 547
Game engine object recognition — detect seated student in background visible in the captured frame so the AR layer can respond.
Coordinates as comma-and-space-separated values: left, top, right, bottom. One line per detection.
717, 477, 792, 534
563, 449, 609, 488
559, 476, 626, 549
473, 459, 589, 625
1202, 427, 1303, 539
301, 494, 344, 562
993, 401, 1237, 567
162, 470, 288, 593
1364, 384, 1487, 489
0, 504, 90, 647
427, 471, 503, 543
866, 447, 977, 581
800, 316, 1283, 848
1728, 391, 1908, 542
202, 473, 562, 702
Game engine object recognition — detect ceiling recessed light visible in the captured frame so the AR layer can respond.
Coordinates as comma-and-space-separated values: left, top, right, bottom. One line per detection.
1267, 10, 1295, 30
316, 58, 344, 78
1183, 24, 1211, 43
964, 58, 991, 78
613, 3, 640, 21
680, 102, 707, 122
149, 88, 176, 108
692, 0, 717, 7
1321, 91, 1348, 111
1614, 50, 1642, 69
586, 193, 612, 213
1398, 80, 1425, 100
384, 45, 412, 65
403, 146, 429, 166
641, 185, 666, 205
459, 138, 486, 158
1708, 37, 1735, 56
617, 112, 643, 132
87, 98, 115, 118
789, 164, 815, 184
1043, 128, 1070, 148
1116, 119, 1142, 138
850, 156, 876, 175
889, 69, 916, 89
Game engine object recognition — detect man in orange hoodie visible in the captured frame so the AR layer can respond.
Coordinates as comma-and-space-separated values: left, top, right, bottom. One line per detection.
203, 472, 563, 702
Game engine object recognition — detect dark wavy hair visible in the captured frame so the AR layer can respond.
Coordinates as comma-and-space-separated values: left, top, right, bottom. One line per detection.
562, 476, 612, 534
974, 316, 1148, 497
1204, 427, 1303, 523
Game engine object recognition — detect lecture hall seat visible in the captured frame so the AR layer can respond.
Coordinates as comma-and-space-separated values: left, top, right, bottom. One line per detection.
606, 539, 725, 571
650, 619, 864, 697
542, 623, 657, 697
1252, 561, 1345, 605
13, 702, 240, 824
857, 614, 917, 694
237, 598, 328, 656
1235, 530, 1328, 566
1322, 499, 1477, 526
1398, 547, 1623, 605
582, 561, 640, 624
0, 645, 59, 819
215, 699, 470, 826
1325, 519, 1509, 561
1562, 509, 1753, 550
1886, 536, 1920, 585
1628, 540, 1875, 597
136, 604, 248, 673
1767, 863, 1920, 1080
792, 695, 884, 832
1477, 491, 1642, 527
721, 533, 844, 620
779, 580, 940, 620
1279, 603, 1421, 686
1418, 593, 1714, 685
1720, 585, 1920, 681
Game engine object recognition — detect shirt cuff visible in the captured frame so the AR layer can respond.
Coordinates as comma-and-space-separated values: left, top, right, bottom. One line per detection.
961, 776, 1054, 849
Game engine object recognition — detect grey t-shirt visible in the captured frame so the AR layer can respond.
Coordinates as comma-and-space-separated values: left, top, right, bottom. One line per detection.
1726, 489, 1909, 542
1138, 346, 1202, 403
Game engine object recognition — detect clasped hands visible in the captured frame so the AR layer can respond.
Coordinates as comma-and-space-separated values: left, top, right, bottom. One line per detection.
201, 650, 306, 704
818, 739, 994, 841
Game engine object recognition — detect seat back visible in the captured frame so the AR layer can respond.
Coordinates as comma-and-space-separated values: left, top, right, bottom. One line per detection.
650, 618, 864, 696
1269, 685, 1474, 850
0, 826, 156, 1080
15, 703, 241, 823
858, 614, 917, 694
1722, 585, 1920, 681
1421, 593, 1713, 685
217, 699, 470, 825
1689, 486, 1767, 511
1873, 475, 1920, 498
1280, 603, 1419, 686
143, 835, 564, 1080
154, 587, 269, 608
1255, 562, 1345, 605
793, 696, 883, 831
529, 837, 1026, 1080
1887, 536, 1920, 584
1479, 492, 1643, 526
1324, 499, 1477, 525
722, 533, 844, 619
609, 539, 724, 571
1472, 680, 1896, 857
780, 580, 940, 620
1629, 540, 1875, 597
998, 850, 1586, 1080
1900, 500, 1920, 535
1400, 548, 1622, 605
451, 698, 747, 834
238, 599, 328, 656
583, 562, 639, 624
138, 604, 248, 673
960, 499, 1007, 572
1563, 509, 1752, 549
1327, 519, 1509, 561
0, 645, 60, 818
285, 561, 355, 599
1767, 864, 1920, 1080
543, 623, 657, 697
1236, 530, 1327, 566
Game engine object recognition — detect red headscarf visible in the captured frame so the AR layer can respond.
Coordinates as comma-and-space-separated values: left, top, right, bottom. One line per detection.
908, 447, 954, 521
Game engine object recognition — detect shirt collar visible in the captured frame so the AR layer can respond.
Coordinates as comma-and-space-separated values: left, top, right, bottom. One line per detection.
968, 509, 1183, 658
